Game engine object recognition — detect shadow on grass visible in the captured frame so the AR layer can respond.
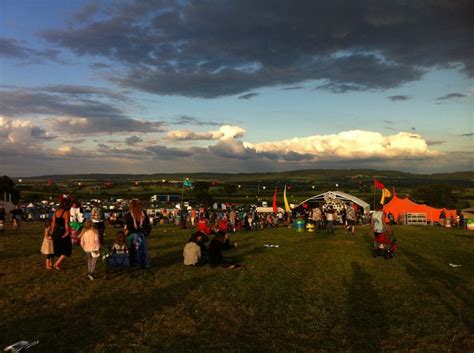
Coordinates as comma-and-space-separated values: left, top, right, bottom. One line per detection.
345, 262, 388, 352
402, 249, 473, 351
1, 273, 212, 352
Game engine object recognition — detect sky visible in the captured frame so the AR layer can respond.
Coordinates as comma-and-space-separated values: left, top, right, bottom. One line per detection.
0, 0, 473, 177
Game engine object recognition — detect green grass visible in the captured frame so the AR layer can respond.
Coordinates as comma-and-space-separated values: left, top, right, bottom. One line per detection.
1, 223, 473, 352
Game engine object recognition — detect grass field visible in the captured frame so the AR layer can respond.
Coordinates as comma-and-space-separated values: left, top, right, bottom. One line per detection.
0, 223, 473, 352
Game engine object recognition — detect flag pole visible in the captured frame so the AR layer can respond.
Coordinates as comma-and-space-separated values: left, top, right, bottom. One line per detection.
373, 178, 375, 210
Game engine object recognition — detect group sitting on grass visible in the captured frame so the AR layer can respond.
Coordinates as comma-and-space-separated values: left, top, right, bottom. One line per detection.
183, 229, 240, 268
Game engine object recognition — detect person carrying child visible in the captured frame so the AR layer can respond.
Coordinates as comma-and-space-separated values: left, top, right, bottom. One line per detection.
40, 220, 54, 270
80, 220, 100, 280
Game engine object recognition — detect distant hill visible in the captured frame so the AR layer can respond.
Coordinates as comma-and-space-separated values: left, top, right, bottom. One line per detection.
20, 169, 474, 185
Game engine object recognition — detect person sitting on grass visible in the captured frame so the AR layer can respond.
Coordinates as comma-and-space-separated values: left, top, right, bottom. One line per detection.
111, 230, 129, 254
183, 231, 203, 266
208, 231, 239, 268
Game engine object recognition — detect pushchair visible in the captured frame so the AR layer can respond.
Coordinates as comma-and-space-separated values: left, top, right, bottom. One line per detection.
372, 233, 397, 259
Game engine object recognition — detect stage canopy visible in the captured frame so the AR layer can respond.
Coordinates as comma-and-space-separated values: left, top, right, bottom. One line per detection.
296, 191, 370, 214
383, 195, 457, 223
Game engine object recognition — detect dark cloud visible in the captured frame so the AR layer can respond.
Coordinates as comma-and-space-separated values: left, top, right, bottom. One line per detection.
89, 62, 112, 69
426, 140, 446, 146
145, 145, 194, 159
460, 132, 474, 137
238, 92, 259, 100
125, 135, 143, 145
0, 86, 164, 135
31, 127, 57, 140
208, 140, 257, 160
70, 0, 101, 23
0, 88, 127, 119
52, 117, 166, 135
172, 115, 221, 126
0, 37, 60, 62
388, 95, 411, 101
435, 93, 468, 100
40, 0, 474, 97
67, 138, 87, 144
384, 120, 393, 124
281, 86, 304, 90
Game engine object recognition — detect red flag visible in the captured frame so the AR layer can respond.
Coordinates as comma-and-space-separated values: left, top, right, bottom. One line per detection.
374, 178, 385, 190
272, 187, 278, 213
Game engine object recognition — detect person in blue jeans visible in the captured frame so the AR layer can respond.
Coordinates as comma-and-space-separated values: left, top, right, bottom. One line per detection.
124, 199, 151, 269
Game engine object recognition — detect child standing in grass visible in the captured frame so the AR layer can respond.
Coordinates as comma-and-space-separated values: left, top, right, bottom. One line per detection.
80, 220, 100, 280
40, 220, 54, 270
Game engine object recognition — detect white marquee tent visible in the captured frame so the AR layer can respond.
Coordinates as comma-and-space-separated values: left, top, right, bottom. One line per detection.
296, 191, 370, 214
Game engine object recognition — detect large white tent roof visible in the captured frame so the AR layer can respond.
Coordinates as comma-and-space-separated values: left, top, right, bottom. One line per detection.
296, 191, 370, 213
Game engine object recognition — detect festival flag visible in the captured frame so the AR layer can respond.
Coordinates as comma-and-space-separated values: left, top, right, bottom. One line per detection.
183, 179, 192, 188
272, 187, 278, 213
380, 188, 392, 204
283, 185, 291, 212
374, 178, 385, 190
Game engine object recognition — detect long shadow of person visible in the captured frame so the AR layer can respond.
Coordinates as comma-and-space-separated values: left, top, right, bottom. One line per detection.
345, 262, 388, 352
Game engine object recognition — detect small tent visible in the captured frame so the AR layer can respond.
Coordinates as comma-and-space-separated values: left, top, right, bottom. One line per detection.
383, 195, 457, 224
296, 191, 370, 214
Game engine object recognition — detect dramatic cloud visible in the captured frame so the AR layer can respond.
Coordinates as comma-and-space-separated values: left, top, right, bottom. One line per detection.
125, 135, 143, 146
388, 95, 411, 101
0, 116, 56, 142
426, 140, 446, 146
244, 130, 439, 160
172, 115, 221, 126
40, 0, 474, 97
0, 37, 60, 62
0, 87, 128, 119
51, 117, 166, 135
0, 85, 167, 135
145, 145, 194, 159
238, 93, 259, 100
166, 125, 246, 141
435, 93, 469, 100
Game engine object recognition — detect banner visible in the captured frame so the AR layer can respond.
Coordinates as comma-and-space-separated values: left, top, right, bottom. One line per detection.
272, 187, 278, 213
283, 185, 291, 212
380, 188, 392, 204
374, 178, 385, 190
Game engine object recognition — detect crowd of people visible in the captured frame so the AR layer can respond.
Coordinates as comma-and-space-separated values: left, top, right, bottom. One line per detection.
1, 193, 465, 280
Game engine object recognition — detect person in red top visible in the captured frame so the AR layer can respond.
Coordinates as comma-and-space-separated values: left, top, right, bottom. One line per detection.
197, 216, 211, 235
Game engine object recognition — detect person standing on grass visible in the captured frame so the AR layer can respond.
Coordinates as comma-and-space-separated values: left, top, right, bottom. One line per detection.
0, 203, 5, 233
91, 202, 105, 246
51, 197, 72, 270
40, 220, 54, 270
124, 199, 151, 269
346, 205, 356, 236
370, 203, 387, 239
325, 208, 335, 234
80, 220, 100, 280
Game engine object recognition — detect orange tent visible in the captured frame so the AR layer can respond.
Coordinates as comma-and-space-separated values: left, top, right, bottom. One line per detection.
383, 195, 457, 224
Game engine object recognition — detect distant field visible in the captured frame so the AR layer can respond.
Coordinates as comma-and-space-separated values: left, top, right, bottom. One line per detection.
1, 223, 473, 352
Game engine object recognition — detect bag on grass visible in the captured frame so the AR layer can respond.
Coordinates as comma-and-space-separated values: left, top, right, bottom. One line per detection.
107, 253, 130, 268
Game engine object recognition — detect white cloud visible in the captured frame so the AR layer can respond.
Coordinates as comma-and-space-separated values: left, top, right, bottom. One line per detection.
243, 130, 440, 160
0, 116, 54, 142
166, 124, 246, 141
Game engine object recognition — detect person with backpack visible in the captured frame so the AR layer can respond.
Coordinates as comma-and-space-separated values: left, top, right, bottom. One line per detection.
124, 199, 151, 269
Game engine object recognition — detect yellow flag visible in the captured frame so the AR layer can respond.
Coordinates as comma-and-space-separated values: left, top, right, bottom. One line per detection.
283, 185, 291, 212
380, 188, 392, 205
